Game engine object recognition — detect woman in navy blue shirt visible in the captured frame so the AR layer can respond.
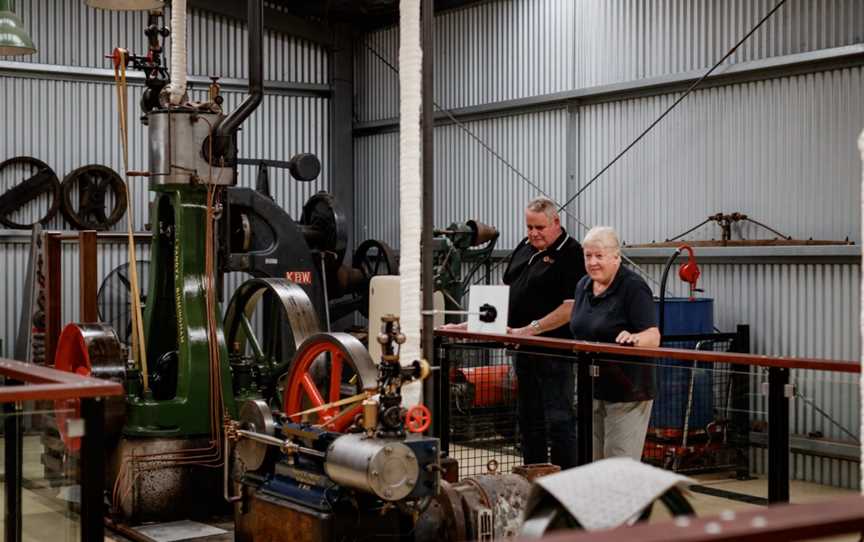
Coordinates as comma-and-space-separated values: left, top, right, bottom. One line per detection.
569, 226, 660, 461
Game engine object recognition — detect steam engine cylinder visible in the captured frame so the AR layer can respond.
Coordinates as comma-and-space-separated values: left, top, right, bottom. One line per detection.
148, 109, 234, 187
324, 433, 420, 501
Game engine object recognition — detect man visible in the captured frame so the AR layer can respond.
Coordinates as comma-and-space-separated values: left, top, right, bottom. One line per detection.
443, 197, 585, 468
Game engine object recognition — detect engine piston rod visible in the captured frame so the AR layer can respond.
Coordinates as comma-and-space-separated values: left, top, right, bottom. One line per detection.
234, 429, 325, 459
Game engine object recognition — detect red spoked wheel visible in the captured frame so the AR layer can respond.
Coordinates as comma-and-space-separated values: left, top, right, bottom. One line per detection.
405, 405, 431, 433
283, 333, 379, 432
54, 323, 125, 452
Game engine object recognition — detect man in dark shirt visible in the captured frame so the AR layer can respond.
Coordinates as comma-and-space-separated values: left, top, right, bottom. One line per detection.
503, 198, 585, 469
440, 198, 585, 469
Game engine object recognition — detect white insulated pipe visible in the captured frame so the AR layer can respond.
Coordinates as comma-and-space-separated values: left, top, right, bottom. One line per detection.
398, 0, 423, 406
166, 0, 187, 105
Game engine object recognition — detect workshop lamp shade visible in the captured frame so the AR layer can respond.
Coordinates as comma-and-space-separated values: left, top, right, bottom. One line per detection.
0, 0, 36, 56
85, 0, 164, 10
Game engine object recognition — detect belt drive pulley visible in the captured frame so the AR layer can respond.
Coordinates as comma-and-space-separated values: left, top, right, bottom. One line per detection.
223, 278, 321, 405
0, 156, 62, 229
60, 164, 128, 230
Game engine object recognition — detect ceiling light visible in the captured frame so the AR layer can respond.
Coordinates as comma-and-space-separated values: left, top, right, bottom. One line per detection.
0, 0, 36, 56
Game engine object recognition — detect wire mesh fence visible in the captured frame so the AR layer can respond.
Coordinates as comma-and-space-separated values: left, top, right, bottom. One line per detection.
438, 328, 752, 479
641, 333, 751, 475
439, 342, 522, 478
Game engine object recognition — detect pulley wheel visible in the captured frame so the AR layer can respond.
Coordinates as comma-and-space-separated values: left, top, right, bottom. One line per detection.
0, 156, 61, 229
60, 164, 127, 230
301, 192, 348, 263
53, 323, 126, 452
283, 333, 378, 432
235, 399, 276, 472
352, 239, 398, 317
224, 278, 321, 404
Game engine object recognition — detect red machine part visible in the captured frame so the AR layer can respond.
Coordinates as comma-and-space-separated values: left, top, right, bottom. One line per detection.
405, 405, 431, 433
283, 333, 379, 433
677, 244, 701, 300
455, 365, 517, 407
53, 323, 125, 452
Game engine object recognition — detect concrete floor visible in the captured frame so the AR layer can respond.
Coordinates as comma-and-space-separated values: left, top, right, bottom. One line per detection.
1, 436, 859, 541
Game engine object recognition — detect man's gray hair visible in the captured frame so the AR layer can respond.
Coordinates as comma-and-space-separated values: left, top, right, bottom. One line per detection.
525, 197, 560, 221
582, 226, 621, 255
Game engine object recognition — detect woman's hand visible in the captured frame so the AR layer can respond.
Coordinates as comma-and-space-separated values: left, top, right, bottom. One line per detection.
615, 327, 661, 347
615, 330, 639, 345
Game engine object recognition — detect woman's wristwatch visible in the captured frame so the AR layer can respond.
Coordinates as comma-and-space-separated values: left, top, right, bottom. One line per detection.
529, 320, 541, 332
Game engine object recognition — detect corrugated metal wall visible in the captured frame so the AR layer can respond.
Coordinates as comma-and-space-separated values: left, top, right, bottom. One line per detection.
578, 67, 864, 245
0, 1, 330, 357
0, 82, 330, 231
574, 0, 864, 87
6, 0, 329, 82
355, 108, 569, 248
354, 0, 863, 488
355, 0, 864, 120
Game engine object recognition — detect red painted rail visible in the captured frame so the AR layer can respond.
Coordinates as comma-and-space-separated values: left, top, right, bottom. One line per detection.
435, 329, 860, 374
529, 494, 864, 542
0, 358, 123, 402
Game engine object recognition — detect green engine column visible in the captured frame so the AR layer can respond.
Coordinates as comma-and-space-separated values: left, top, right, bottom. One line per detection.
125, 186, 237, 436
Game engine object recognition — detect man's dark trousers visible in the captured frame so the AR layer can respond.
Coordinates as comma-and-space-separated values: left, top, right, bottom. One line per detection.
514, 352, 577, 469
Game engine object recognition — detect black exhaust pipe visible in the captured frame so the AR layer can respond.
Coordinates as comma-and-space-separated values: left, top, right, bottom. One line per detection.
208, 0, 263, 164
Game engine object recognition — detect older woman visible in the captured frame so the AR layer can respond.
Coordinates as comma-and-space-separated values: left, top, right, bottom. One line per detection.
569, 226, 660, 461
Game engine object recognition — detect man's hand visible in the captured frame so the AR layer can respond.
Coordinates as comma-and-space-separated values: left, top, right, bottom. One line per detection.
438, 322, 468, 331
509, 325, 537, 337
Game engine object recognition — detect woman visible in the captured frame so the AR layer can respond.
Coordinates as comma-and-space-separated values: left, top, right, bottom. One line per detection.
569, 226, 660, 461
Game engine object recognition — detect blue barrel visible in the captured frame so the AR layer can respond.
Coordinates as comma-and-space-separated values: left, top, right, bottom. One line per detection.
649, 298, 714, 435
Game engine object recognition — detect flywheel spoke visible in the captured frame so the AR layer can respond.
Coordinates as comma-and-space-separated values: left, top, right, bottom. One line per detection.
329, 352, 343, 404
300, 373, 326, 411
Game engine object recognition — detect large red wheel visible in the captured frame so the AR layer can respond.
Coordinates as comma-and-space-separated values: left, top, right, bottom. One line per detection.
54, 323, 126, 452
283, 333, 378, 432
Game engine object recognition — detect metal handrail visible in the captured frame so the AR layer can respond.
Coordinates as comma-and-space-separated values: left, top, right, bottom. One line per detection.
434, 329, 860, 374
532, 494, 864, 542
0, 357, 120, 542
0, 357, 123, 402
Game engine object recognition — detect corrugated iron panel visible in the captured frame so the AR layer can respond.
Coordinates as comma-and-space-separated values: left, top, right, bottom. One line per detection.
0, 76, 150, 231
0, 241, 29, 358
0, 78, 329, 230
636, 260, 860, 489
354, 0, 864, 121
575, 0, 864, 87
355, 0, 576, 122
4, 0, 328, 83
354, 108, 569, 249
354, 25, 400, 124
0, 238, 151, 358
578, 67, 864, 246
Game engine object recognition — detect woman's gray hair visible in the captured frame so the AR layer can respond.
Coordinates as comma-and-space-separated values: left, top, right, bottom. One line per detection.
525, 197, 560, 221
582, 226, 621, 255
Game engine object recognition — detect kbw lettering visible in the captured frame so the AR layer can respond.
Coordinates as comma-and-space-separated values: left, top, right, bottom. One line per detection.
285, 271, 313, 285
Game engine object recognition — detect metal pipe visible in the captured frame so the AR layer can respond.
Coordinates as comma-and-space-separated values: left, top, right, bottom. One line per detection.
223, 430, 241, 503
236, 428, 284, 447
215, 0, 263, 139
421, 0, 435, 434
320, 253, 331, 331
658, 247, 683, 336
234, 429, 326, 459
